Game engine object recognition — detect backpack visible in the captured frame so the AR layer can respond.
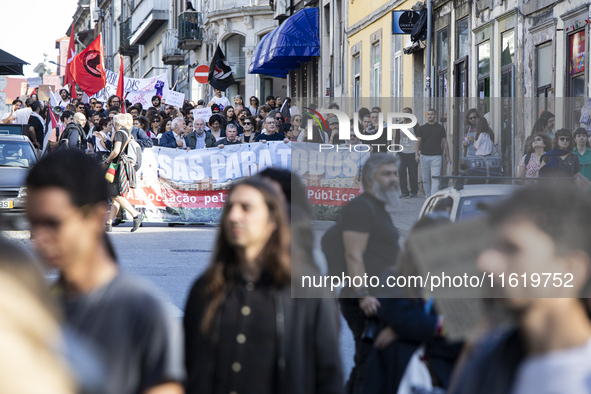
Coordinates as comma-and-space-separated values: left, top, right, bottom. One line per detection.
127, 136, 142, 171
321, 198, 376, 277
58, 125, 84, 150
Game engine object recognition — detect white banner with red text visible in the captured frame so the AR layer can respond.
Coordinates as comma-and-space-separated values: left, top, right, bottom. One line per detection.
123, 142, 370, 223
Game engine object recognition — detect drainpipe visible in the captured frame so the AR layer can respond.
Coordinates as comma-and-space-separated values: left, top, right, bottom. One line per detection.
425, 0, 432, 101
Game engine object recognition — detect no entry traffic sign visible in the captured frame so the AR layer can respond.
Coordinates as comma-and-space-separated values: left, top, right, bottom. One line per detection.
194, 65, 210, 84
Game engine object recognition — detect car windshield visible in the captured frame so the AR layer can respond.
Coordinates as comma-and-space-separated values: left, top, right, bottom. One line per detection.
0, 141, 37, 168
457, 195, 504, 222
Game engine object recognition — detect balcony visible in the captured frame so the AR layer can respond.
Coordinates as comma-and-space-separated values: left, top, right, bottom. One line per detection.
119, 18, 138, 56
129, 0, 169, 46
178, 11, 203, 50
162, 29, 184, 65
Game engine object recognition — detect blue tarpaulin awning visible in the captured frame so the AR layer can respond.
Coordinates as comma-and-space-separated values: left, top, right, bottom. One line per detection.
248, 8, 319, 77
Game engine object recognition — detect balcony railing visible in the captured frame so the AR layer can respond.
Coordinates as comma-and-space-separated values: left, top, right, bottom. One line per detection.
178, 11, 203, 50
119, 18, 138, 56
162, 29, 184, 65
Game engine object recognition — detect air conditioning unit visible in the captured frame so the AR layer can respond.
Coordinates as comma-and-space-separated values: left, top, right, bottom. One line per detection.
93, 7, 104, 22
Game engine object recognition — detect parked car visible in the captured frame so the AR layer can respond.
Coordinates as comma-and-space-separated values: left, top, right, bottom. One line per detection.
419, 180, 519, 223
0, 135, 38, 229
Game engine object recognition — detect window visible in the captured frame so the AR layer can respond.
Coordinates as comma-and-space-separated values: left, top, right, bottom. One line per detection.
501, 30, 515, 67
437, 28, 448, 97
392, 35, 403, 104
477, 40, 491, 99
372, 42, 381, 98
569, 30, 586, 128
536, 42, 553, 114
353, 54, 360, 109
437, 29, 448, 70
457, 18, 469, 59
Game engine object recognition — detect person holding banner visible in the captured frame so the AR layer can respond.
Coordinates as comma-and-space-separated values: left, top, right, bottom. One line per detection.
186, 118, 215, 150
214, 124, 242, 148
240, 116, 259, 143
160, 118, 189, 149
255, 116, 288, 143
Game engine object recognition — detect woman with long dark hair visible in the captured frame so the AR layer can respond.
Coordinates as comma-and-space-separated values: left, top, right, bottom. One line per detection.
473, 117, 494, 156
158, 118, 172, 139
183, 177, 342, 394
248, 96, 260, 117
223, 105, 240, 129
539, 128, 580, 177
463, 108, 479, 157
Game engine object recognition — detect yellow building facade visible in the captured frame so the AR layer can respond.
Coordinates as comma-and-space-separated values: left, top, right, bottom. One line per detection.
347, 0, 417, 108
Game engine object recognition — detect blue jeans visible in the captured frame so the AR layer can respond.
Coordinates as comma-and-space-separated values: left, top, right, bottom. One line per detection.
421, 154, 442, 196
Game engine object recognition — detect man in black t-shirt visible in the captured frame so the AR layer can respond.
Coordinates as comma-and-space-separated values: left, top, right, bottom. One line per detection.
415, 109, 451, 196
254, 116, 288, 142
27, 101, 45, 150
339, 153, 401, 394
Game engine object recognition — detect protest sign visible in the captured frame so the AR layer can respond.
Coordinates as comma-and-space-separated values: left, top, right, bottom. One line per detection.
27, 77, 42, 88
37, 85, 51, 101
192, 107, 212, 122
90, 69, 169, 102
163, 90, 185, 108
126, 90, 158, 108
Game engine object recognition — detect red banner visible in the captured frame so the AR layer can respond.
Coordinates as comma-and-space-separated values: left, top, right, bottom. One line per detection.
306, 187, 363, 206
125, 188, 228, 209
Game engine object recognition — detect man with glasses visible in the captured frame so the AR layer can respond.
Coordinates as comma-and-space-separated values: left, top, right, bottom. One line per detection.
255, 115, 288, 143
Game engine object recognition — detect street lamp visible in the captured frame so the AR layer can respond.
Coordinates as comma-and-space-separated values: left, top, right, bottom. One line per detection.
48, 60, 65, 69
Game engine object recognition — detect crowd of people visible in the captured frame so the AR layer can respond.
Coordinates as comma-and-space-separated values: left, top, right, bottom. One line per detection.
2, 147, 591, 393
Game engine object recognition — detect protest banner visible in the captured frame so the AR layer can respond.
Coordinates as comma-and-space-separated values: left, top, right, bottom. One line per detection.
90, 69, 169, 102
126, 90, 158, 108
192, 107, 212, 122
124, 142, 369, 223
163, 90, 185, 108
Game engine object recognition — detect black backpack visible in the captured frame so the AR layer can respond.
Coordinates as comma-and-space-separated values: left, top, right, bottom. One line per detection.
321, 198, 376, 277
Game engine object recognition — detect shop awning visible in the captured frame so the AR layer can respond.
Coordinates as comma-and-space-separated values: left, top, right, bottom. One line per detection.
0, 49, 29, 76
248, 8, 319, 77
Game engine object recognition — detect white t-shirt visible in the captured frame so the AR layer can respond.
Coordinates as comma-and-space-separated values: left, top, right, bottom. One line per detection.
173, 131, 186, 149
211, 96, 230, 111
1, 113, 16, 124
512, 337, 591, 394
474, 133, 493, 156
13, 108, 32, 125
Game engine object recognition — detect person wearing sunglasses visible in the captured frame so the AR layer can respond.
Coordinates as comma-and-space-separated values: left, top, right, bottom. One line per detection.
239, 116, 258, 143
517, 132, 551, 179
463, 108, 479, 157
539, 129, 580, 177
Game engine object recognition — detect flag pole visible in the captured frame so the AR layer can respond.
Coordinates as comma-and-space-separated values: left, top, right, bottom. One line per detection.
202, 82, 209, 105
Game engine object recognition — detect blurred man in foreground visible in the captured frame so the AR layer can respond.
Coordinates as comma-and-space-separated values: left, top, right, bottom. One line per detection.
26, 150, 184, 394
451, 185, 591, 393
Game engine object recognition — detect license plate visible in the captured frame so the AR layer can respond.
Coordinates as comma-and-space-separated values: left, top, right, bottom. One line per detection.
0, 201, 13, 209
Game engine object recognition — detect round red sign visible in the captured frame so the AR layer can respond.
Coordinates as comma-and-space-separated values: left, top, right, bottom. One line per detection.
194, 65, 209, 84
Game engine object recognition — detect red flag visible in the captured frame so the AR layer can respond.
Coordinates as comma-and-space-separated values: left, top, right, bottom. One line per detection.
117, 55, 126, 114
70, 34, 107, 96
64, 23, 77, 98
